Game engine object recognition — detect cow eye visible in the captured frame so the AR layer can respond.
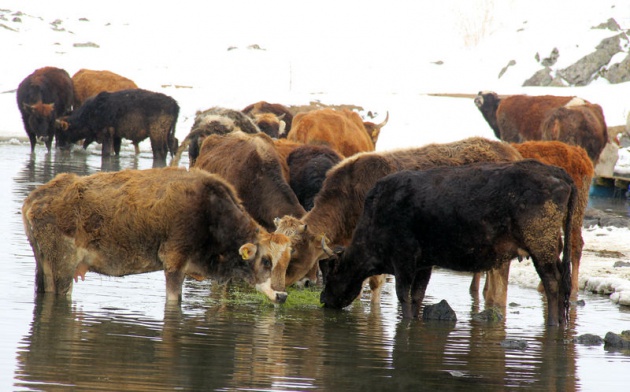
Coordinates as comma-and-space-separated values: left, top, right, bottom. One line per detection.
261, 257, 272, 269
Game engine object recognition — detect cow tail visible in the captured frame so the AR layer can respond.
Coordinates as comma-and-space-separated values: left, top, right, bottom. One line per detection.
561, 179, 577, 323
170, 135, 191, 167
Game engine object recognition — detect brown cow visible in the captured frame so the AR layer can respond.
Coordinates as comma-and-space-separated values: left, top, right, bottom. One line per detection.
470, 141, 594, 304
194, 131, 306, 232
171, 107, 260, 166
17, 66, 74, 152
71, 69, 138, 108
274, 137, 523, 294
242, 101, 294, 133
252, 112, 287, 139
540, 103, 608, 163
287, 108, 378, 157
22, 167, 292, 304
474, 91, 607, 163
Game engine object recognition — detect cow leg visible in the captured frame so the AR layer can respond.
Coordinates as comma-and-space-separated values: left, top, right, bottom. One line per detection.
369, 274, 386, 304
410, 268, 432, 318
28, 133, 37, 153
44, 136, 53, 152
133, 142, 141, 155
113, 137, 122, 156
101, 127, 115, 157
483, 262, 510, 307
469, 272, 482, 297
395, 275, 414, 319
164, 269, 185, 303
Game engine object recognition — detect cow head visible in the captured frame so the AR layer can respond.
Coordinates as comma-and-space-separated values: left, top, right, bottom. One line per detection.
273, 215, 333, 286
363, 111, 389, 145
239, 231, 291, 304
24, 102, 56, 138
318, 246, 363, 310
474, 91, 501, 139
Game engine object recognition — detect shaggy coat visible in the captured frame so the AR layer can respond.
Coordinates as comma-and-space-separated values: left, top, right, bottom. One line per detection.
320, 160, 576, 326
57, 89, 179, 164
71, 69, 138, 108
194, 131, 306, 232
22, 167, 292, 303
172, 107, 260, 166
288, 108, 376, 157
286, 144, 343, 211
17, 66, 74, 152
472, 141, 594, 303
274, 137, 523, 287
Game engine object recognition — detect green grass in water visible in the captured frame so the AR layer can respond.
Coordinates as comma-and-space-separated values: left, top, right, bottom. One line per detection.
208, 282, 322, 309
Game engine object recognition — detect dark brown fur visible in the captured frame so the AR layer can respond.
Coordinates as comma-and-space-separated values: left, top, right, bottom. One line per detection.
194, 131, 306, 232
243, 101, 294, 132
17, 66, 74, 152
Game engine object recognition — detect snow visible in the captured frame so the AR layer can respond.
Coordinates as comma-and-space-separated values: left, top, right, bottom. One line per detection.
1, 0, 629, 305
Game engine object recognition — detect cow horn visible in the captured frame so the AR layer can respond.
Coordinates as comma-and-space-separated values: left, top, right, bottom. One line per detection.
320, 235, 333, 257
170, 136, 192, 167
377, 111, 389, 128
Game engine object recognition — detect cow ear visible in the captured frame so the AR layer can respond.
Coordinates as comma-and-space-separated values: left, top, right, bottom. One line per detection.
299, 224, 307, 233
273, 217, 281, 228
239, 243, 257, 261
23, 103, 34, 113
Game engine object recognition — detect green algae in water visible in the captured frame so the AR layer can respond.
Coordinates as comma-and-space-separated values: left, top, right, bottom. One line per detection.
207, 282, 322, 310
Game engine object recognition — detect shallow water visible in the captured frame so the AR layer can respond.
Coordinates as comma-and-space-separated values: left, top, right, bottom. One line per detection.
1, 142, 629, 391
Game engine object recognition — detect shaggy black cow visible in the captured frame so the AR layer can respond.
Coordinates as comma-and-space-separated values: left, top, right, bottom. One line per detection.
320, 160, 576, 326
287, 144, 343, 211
56, 89, 179, 166
17, 66, 74, 152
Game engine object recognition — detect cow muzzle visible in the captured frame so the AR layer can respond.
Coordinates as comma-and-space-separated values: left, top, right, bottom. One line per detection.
255, 279, 288, 304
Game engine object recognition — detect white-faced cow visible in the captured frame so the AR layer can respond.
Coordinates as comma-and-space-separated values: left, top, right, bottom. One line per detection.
274, 137, 522, 292
56, 89, 179, 166
172, 107, 261, 166
320, 160, 577, 326
17, 66, 74, 152
22, 167, 291, 304
242, 101, 294, 135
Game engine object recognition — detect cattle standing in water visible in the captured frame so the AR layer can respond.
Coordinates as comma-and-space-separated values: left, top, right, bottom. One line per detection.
171, 107, 260, 166
71, 68, 138, 108
274, 137, 522, 289
194, 131, 306, 232
22, 167, 291, 304
17, 66, 74, 152
287, 108, 387, 157
56, 89, 179, 166
474, 91, 608, 163
320, 160, 576, 326
471, 141, 594, 304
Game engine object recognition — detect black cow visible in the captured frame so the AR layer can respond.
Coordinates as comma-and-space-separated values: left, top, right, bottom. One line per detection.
17, 66, 74, 152
320, 160, 576, 326
56, 89, 179, 166
287, 144, 343, 211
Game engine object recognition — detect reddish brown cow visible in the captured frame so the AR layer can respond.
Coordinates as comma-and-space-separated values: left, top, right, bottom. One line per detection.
470, 141, 594, 305
194, 131, 306, 232
475, 91, 608, 163
274, 137, 523, 294
22, 167, 292, 303
540, 103, 608, 163
287, 108, 377, 157
17, 66, 74, 152
71, 69, 138, 108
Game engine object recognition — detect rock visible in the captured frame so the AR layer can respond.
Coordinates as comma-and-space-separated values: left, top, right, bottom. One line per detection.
575, 333, 603, 345
422, 299, 457, 322
592, 18, 622, 32
471, 307, 504, 322
73, 42, 100, 48
500, 339, 528, 349
523, 67, 553, 86
604, 331, 630, 349
498, 60, 516, 79
541, 47, 560, 67
558, 34, 625, 86
613, 261, 630, 268
603, 55, 630, 84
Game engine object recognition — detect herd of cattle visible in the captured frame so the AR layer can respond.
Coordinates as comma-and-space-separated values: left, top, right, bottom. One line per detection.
18, 66, 613, 326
